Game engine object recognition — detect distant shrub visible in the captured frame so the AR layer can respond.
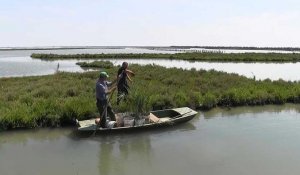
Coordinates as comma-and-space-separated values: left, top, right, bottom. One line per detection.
76, 61, 113, 69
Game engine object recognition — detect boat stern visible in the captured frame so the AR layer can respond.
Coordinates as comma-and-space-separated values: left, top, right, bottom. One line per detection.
173, 107, 198, 117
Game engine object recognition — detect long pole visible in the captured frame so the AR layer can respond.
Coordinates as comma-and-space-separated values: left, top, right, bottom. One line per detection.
93, 87, 116, 135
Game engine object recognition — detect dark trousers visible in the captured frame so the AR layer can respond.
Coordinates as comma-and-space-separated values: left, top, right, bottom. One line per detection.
117, 86, 129, 105
96, 99, 116, 128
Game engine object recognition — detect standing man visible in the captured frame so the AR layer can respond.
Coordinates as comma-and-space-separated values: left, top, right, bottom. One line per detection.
96, 71, 116, 128
117, 62, 135, 105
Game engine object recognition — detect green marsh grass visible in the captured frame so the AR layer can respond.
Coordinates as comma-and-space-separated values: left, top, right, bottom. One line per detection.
1, 62, 300, 131
31, 52, 300, 62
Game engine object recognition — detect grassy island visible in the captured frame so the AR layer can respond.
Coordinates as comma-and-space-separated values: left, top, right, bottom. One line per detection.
0, 62, 300, 131
31, 52, 300, 62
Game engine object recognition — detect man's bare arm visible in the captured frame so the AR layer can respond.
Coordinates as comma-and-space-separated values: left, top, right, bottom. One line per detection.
125, 69, 135, 76
127, 74, 133, 82
105, 86, 117, 94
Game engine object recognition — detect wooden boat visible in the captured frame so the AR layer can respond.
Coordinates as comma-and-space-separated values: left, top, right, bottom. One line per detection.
77, 107, 198, 133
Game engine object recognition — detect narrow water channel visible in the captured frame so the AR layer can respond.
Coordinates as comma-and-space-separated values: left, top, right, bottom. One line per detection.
1, 48, 300, 81
1, 105, 300, 175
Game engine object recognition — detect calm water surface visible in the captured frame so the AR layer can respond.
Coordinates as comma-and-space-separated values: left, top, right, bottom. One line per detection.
1, 105, 300, 175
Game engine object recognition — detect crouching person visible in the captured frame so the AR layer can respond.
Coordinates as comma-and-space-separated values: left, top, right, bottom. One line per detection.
95, 71, 117, 128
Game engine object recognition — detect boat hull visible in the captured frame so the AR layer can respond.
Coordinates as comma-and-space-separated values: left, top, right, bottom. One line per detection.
76, 107, 198, 133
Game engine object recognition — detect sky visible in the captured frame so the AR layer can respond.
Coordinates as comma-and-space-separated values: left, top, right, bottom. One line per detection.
1, 0, 300, 47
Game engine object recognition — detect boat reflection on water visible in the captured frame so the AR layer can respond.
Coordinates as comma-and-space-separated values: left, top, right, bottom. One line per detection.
96, 134, 152, 175
89, 122, 197, 175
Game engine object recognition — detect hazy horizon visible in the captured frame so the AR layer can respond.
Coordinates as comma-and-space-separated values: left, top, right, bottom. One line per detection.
1, 0, 300, 47
2, 45, 300, 49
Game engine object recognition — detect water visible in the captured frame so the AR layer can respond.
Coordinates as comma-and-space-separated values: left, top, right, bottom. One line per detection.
1, 105, 300, 175
0, 48, 300, 81
0, 47, 178, 58
0, 57, 84, 77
